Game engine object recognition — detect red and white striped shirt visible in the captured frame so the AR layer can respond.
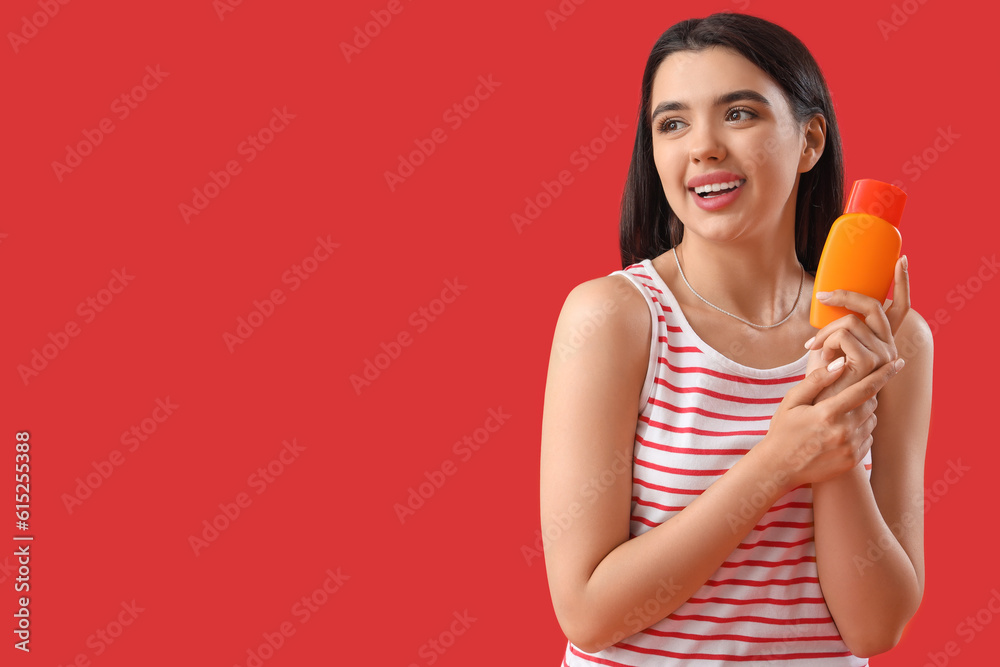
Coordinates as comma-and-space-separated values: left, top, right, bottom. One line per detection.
559, 259, 870, 666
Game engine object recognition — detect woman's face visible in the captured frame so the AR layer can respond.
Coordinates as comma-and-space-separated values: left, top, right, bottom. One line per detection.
649, 46, 821, 244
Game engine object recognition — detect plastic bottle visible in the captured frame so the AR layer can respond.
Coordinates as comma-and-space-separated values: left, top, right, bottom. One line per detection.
809, 179, 907, 329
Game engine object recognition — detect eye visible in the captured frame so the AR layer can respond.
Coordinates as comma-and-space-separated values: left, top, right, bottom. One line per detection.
726, 106, 757, 123
656, 117, 687, 134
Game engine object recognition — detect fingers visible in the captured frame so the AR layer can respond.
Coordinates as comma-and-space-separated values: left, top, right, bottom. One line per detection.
865, 410, 877, 432
853, 413, 877, 463
788, 353, 848, 406
852, 400, 877, 430
825, 357, 904, 414
812, 288, 892, 346
885, 255, 911, 336
858, 433, 874, 461
806, 316, 883, 366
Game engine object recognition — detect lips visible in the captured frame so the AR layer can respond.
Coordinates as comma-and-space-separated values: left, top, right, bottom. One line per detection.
693, 178, 746, 197
687, 170, 745, 190
689, 177, 746, 211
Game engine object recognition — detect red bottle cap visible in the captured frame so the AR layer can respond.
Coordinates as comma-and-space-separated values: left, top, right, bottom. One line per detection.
844, 179, 907, 228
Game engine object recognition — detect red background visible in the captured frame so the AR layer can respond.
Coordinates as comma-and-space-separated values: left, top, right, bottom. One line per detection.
2, 0, 996, 665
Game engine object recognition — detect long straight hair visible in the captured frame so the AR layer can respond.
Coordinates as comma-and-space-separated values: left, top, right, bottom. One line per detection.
619, 12, 844, 273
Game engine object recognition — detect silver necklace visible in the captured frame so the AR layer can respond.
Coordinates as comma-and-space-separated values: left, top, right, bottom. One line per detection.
672, 248, 804, 329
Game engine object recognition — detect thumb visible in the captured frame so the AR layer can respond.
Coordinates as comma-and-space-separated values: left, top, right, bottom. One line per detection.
787, 356, 846, 406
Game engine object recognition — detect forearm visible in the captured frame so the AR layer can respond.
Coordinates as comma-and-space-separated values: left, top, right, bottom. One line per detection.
575, 443, 796, 653
807, 371, 921, 655
811, 460, 921, 657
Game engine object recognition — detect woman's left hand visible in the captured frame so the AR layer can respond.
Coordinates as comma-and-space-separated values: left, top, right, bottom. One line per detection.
804, 256, 911, 391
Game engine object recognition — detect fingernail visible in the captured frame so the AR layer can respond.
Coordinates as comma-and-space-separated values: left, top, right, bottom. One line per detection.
827, 356, 845, 372
816, 291, 832, 301
803, 336, 815, 349
902, 255, 908, 272
894, 358, 906, 371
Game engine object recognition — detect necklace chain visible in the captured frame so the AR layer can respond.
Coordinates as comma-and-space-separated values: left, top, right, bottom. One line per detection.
672, 248, 804, 329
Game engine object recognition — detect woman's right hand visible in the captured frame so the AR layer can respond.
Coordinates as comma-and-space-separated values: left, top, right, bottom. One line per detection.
759, 356, 904, 488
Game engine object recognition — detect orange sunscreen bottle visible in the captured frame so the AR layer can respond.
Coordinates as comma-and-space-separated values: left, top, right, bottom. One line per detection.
809, 179, 907, 329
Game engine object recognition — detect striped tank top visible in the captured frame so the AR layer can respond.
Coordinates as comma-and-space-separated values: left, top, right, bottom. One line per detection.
559, 258, 870, 667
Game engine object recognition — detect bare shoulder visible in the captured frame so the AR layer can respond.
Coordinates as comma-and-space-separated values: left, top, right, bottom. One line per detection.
552, 273, 652, 372
874, 305, 934, 442
875, 305, 934, 406
893, 306, 935, 364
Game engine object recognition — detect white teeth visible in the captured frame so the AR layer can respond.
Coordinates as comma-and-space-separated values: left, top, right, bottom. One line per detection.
693, 179, 745, 194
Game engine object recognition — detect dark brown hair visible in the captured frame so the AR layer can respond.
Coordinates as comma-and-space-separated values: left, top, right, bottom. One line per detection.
619, 12, 843, 273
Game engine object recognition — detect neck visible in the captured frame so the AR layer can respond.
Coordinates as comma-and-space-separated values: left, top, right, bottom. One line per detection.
673, 235, 806, 326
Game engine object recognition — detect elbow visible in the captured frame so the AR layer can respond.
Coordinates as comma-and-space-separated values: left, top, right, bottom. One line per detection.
845, 579, 923, 658
568, 635, 601, 656
846, 632, 899, 659
845, 615, 915, 659
559, 615, 603, 655
567, 631, 618, 656
558, 611, 621, 655
551, 585, 606, 654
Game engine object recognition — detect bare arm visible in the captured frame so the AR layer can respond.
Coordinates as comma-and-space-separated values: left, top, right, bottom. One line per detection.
540, 276, 814, 653
796, 260, 931, 657
808, 309, 932, 656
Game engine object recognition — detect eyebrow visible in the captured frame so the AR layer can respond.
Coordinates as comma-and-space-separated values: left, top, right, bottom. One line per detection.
651, 89, 772, 122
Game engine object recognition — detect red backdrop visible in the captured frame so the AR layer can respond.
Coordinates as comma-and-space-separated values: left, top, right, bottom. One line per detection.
2, 0, 996, 665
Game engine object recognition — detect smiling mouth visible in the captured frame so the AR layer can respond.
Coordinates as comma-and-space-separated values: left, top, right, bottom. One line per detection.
692, 178, 746, 198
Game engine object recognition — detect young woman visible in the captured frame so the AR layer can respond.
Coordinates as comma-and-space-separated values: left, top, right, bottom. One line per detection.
539, 12, 933, 666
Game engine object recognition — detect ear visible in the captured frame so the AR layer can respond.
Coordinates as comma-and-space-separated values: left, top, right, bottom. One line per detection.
798, 114, 826, 174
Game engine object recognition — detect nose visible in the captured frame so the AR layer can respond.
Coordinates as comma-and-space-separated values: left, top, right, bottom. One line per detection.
688, 121, 726, 163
